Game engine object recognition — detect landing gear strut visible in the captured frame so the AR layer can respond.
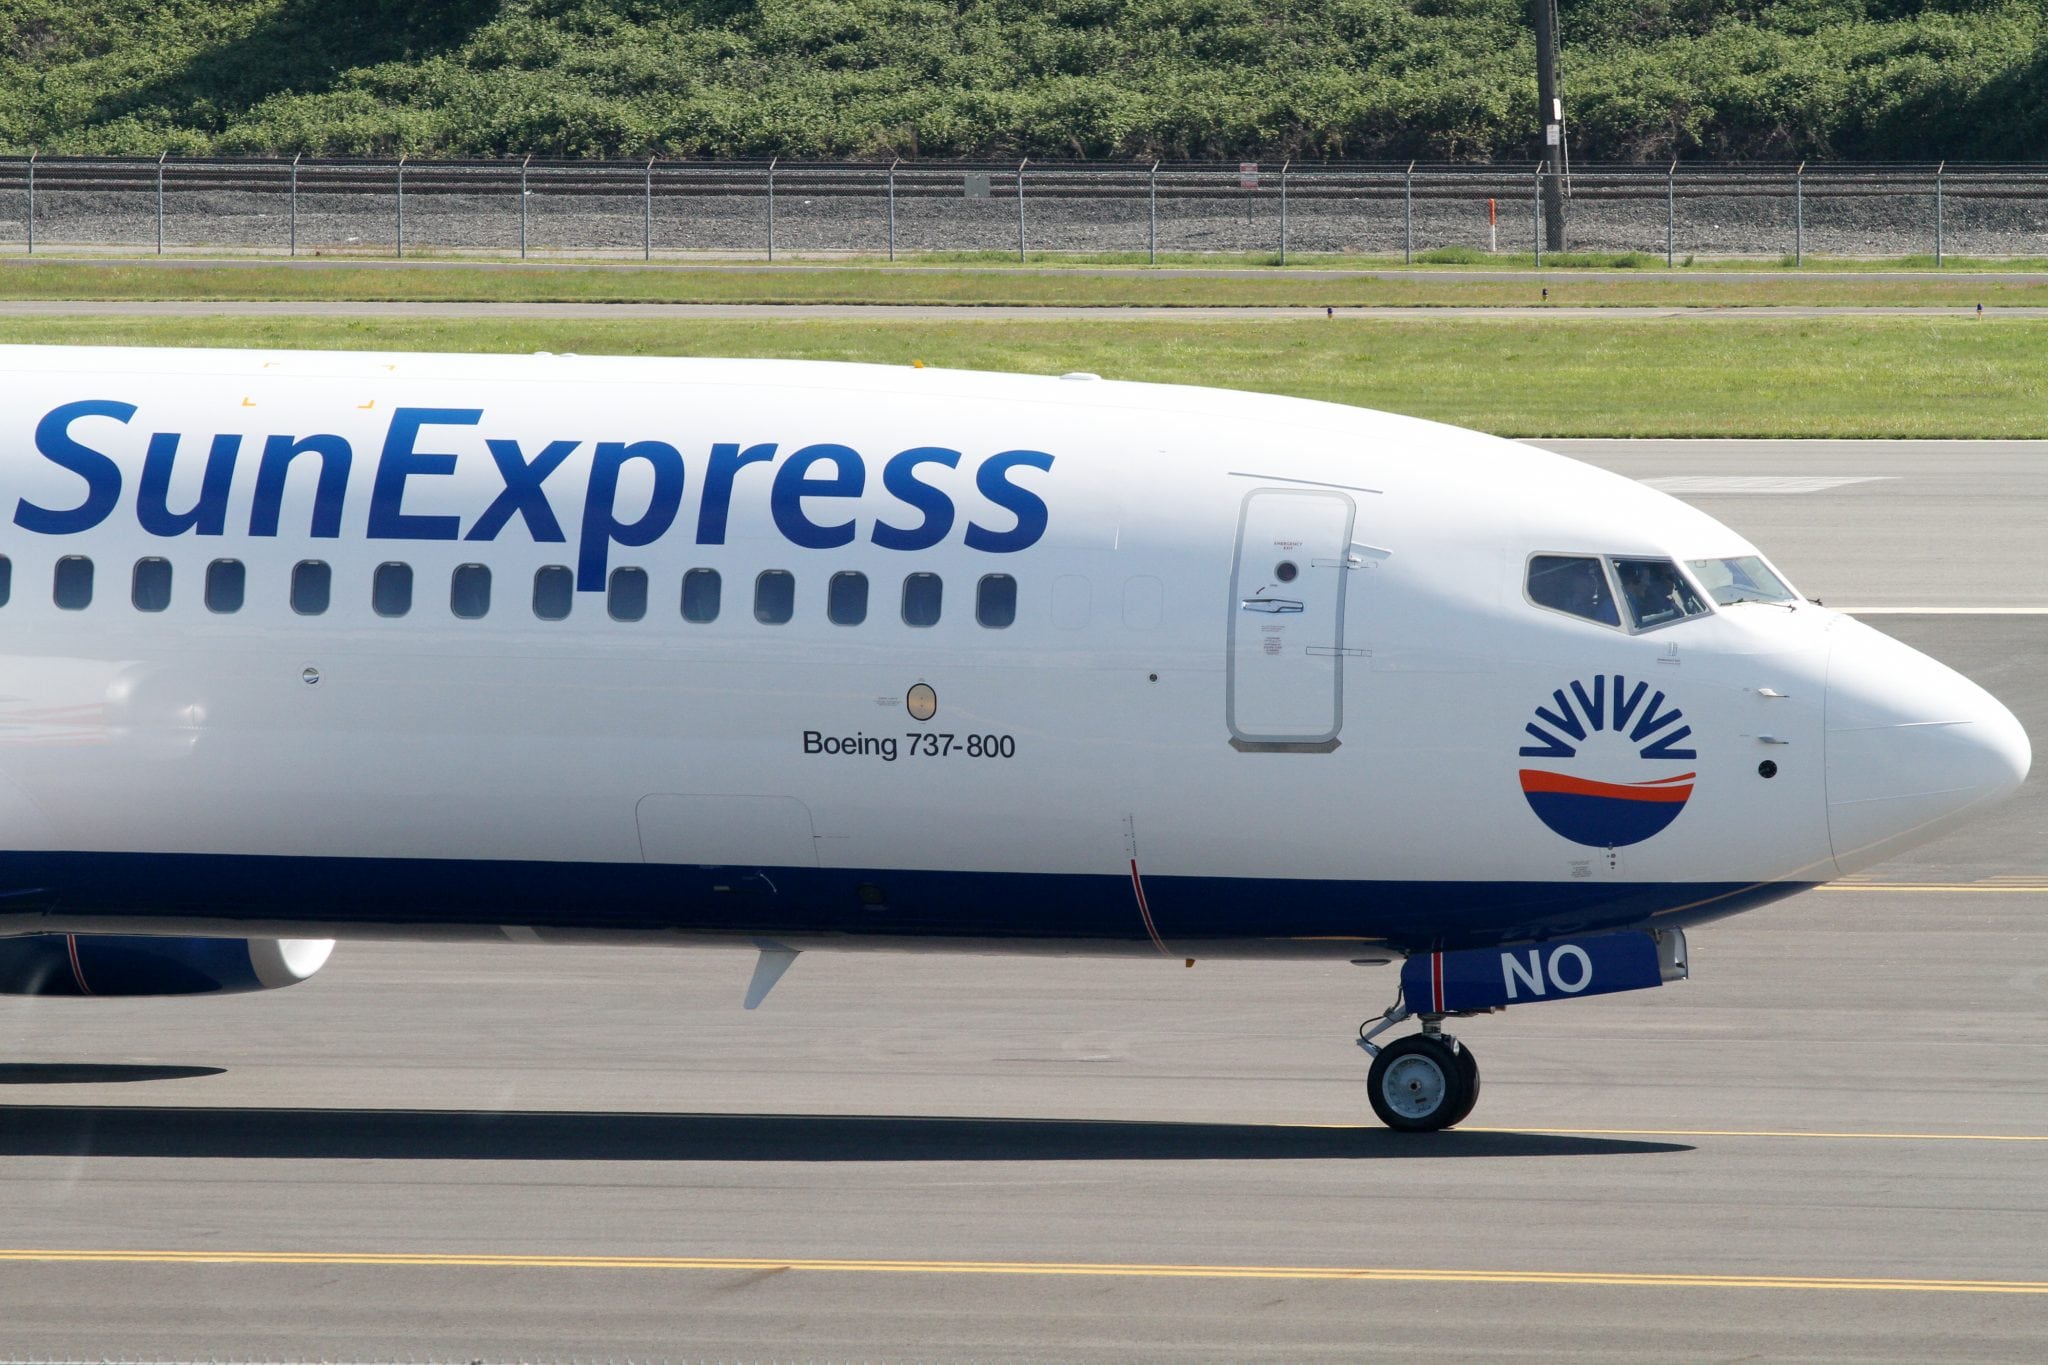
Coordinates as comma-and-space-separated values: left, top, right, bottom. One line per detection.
1359, 1005, 1480, 1132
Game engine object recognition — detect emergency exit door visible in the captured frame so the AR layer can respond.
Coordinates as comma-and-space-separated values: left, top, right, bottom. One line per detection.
1226, 489, 1356, 748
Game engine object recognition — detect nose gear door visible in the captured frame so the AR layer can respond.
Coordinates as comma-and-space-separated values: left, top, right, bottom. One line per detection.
1227, 489, 1356, 748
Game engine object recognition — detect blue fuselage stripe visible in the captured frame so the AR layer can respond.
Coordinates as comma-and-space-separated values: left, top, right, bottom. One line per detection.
0, 852, 1816, 956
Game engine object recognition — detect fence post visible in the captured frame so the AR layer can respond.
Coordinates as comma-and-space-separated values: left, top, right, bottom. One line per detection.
1016, 157, 1028, 263
1532, 164, 1542, 268
1403, 161, 1414, 264
395, 154, 405, 259
1147, 160, 1158, 265
1934, 160, 1945, 268
289, 152, 299, 258
519, 154, 530, 259
1278, 159, 1289, 265
888, 157, 899, 262
766, 157, 776, 261
1666, 159, 1675, 268
1794, 161, 1804, 266
156, 151, 166, 255
24, 151, 33, 256
644, 156, 655, 261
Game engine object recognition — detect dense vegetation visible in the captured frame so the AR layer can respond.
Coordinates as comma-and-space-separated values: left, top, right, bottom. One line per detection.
1, 0, 2042, 162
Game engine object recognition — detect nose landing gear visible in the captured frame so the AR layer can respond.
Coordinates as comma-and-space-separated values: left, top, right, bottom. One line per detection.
1357, 929, 1687, 1130
1359, 1005, 1481, 1132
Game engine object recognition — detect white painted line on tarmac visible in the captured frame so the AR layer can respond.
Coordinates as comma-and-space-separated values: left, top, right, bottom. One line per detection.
1646, 475, 1895, 494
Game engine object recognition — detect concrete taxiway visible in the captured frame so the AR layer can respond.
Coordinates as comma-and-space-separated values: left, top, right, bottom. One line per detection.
0, 442, 2042, 1360
1551, 438, 2048, 610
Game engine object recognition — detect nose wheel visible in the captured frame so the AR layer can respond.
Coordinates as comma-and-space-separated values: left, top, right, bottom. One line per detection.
1359, 999, 1483, 1133
1367, 1032, 1480, 1131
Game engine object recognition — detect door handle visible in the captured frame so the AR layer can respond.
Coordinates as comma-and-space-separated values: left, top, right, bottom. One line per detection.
1241, 598, 1304, 614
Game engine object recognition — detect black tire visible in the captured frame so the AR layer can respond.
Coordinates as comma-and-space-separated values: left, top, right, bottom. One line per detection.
1442, 1037, 1481, 1127
1367, 1034, 1472, 1132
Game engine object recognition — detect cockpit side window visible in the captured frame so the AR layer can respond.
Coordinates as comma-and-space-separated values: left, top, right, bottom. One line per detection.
1686, 555, 1797, 607
1527, 555, 1620, 627
1613, 557, 1710, 630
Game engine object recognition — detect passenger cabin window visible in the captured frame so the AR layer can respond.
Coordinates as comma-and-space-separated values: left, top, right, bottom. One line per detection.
682, 568, 721, 623
204, 558, 244, 614
902, 572, 942, 627
976, 574, 1017, 629
1050, 574, 1090, 630
291, 560, 331, 616
754, 570, 794, 625
132, 557, 172, 613
451, 563, 491, 619
373, 562, 413, 618
1526, 555, 1618, 627
827, 571, 868, 626
0, 555, 12, 607
1686, 555, 1797, 607
1614, 558, 1710, 630
53, 556, 93, 611
532, 565, 572, 621
608, 567, 648, 622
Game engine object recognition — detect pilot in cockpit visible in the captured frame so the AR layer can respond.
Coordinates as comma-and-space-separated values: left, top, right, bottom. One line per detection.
1618, 560, 1688, 628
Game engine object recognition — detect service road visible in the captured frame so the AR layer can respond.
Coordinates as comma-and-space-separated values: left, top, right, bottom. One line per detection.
0, 299, 2039, 320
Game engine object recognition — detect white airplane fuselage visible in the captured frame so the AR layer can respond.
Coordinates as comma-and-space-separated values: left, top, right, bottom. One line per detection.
0, 345, 2026, 966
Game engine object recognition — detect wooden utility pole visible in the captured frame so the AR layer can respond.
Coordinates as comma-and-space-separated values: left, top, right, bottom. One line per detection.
1532, 0, 1566, 250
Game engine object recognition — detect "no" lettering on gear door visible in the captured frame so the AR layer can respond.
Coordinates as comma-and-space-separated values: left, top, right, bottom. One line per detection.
1227, 489, 1356, 748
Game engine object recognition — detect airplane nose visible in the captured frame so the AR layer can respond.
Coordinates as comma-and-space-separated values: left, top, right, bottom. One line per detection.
1825, 618, 2031, 873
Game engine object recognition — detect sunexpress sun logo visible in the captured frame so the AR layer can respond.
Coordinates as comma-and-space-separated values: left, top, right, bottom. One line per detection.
1518, 675, 1698, 847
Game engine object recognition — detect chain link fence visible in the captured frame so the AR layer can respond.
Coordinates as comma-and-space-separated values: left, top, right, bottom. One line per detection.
0, 157, 2043, 262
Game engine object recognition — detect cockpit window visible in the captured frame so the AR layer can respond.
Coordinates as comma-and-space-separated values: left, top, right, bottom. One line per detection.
1527, 555, 1620, 627
1686, 555, 1797, 607
1614, 557, 1710, 630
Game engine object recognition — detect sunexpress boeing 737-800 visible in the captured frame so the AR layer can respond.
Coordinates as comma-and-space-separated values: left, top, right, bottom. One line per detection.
0, 344, 2025, 1130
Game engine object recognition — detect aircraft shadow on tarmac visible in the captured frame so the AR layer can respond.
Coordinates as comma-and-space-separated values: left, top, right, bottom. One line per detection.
0, 1064, 226, 1085
0, 1104, 1691, 1160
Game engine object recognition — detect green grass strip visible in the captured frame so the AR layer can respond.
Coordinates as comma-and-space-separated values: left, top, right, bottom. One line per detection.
2, 315, 2042, 438
1, 260, 2046, 309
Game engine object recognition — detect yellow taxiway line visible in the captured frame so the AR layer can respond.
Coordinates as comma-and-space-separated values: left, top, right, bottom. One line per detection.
1815, 883, 2048, 893
1462, 1126, 2048, 1143
0, 1247, 2042, 1294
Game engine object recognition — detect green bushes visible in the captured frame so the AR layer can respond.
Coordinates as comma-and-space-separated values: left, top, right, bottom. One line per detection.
0, 0, 2041, 160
